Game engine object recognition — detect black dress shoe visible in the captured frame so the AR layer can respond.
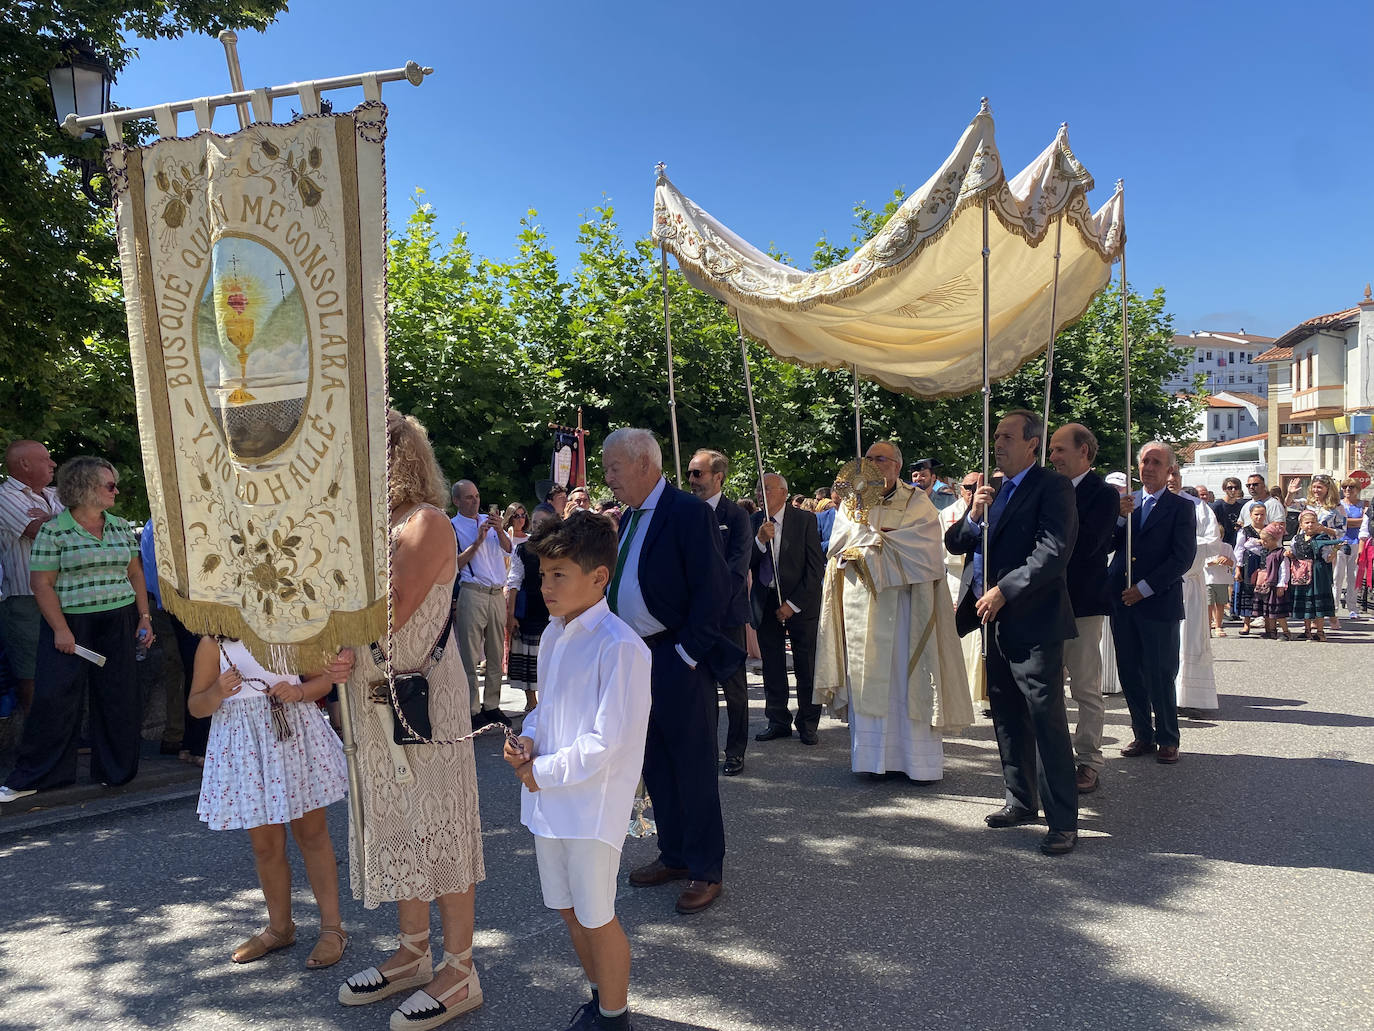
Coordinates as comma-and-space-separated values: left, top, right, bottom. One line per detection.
755, 724, 792, 742
1040, 830, 1077, 855
984, 803, 1038, 828
797, 728, 818, 746
722, 757, 744, 776
470, 709, 492, 729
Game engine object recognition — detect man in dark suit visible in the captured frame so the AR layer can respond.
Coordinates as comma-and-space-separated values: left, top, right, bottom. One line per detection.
1047, 423, 1120, 795
751, 472, 825, 746
945, 410, 1080, 856
603, 428, 741, 914
686, 448, 753, 776
1108, 440, 1197, 765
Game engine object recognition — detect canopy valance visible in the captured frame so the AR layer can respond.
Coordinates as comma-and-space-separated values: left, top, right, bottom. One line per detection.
651, 104, 1125, 398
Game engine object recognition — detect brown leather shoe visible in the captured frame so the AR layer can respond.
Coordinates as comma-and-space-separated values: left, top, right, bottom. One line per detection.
1075, 765, 1099, 794
628, 858, 689, 887
1156, 745, 1180, 764
1121, 740, 1157, 758
674, 880, 721, 914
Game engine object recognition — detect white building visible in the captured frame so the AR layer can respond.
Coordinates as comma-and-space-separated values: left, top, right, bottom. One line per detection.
1164, 330, 1276, 398
1253, 288, 1374, 494
1194, 391, 1264, 443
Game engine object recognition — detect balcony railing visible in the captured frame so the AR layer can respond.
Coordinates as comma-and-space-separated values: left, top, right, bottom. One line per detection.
1279, 433, 1313, 447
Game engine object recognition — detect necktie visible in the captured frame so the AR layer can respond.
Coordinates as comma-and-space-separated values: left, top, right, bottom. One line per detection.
759, 516, 777, 587
973, 481, 1015, 596
607, 508, 643, 614
1140, 493, 1155, 527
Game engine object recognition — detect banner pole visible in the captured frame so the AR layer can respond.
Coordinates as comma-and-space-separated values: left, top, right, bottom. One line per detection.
1120, 180, 1133, 585
216, 31, 252, 130
737, 315, 785, 610
658, 241, 684, 486
853, 365, 862, 459
980, 196, 991, 659
1039, 215, 1064, 466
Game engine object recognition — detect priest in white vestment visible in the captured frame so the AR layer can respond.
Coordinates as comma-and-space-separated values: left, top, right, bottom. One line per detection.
1168, 470, 1221, 712
815, 441, 974, 780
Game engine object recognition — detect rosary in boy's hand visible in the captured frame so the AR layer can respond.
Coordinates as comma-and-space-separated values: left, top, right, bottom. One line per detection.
503, 735, 540, 792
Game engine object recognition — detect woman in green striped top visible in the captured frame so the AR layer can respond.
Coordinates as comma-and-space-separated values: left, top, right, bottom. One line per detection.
0, 457, 152, 803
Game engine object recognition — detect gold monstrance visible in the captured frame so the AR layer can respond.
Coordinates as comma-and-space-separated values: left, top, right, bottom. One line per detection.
223, 277, 256, 404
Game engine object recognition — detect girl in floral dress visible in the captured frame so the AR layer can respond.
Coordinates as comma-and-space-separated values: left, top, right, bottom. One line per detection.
1239, 522, 1290, 640
189, 636, 354, 968
1286, 510, 1339, 641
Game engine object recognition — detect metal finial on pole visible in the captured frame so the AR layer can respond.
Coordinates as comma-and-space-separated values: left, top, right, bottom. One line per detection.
736, 315, 784, 610
1039, 216, 1064, 465
658, 246, 684, 485
217, 31, 251, 130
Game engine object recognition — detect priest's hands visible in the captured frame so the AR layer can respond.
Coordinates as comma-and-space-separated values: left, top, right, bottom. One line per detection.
975, 584, 1005, 624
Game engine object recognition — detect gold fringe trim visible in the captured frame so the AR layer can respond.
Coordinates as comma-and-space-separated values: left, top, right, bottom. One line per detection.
160, 576, 387, 673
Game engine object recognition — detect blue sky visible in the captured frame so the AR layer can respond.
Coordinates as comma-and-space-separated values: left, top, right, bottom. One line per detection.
115, 1, 1373, 339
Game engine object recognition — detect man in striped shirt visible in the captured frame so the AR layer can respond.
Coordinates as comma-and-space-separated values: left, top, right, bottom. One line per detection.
0, 441, 61, 714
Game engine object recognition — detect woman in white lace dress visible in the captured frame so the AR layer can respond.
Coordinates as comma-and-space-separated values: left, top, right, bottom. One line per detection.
338, 412, 486, 1031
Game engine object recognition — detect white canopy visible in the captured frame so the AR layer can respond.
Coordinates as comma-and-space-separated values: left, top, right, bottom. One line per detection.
651, 103, 1125, 398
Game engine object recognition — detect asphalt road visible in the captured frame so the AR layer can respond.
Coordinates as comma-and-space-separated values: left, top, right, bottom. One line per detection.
1, 626, 1372, 1031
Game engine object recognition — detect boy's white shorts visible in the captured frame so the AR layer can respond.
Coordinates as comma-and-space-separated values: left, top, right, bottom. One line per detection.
534, 836, 622, 929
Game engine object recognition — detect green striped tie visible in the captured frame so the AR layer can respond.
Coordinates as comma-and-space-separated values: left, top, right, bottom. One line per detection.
607, 508, 643, 614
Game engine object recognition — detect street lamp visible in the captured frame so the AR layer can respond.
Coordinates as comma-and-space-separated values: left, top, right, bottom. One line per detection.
46, 39, 114, 203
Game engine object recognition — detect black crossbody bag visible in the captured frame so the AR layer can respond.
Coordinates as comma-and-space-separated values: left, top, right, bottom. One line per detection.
368, 608, 453, 746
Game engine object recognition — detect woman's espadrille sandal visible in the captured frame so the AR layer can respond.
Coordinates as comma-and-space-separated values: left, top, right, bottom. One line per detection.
388, 946, 482, 1030
339, 930, 432, 1006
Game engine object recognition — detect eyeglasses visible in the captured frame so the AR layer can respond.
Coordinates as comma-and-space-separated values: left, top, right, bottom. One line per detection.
687, 469, 708, 478
1224, 485, 1241, 491
960, 483, 978, 492
101, 482, 119, 492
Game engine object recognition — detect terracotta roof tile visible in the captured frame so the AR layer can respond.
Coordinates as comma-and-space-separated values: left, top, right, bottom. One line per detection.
1252, 344, 1293, 363
1271, 307, 1360, 350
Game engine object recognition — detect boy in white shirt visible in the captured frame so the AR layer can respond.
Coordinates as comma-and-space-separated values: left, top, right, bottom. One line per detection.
504, 511, 651, 1031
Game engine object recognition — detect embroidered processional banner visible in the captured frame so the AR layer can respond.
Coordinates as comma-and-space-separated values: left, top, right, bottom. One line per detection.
107, 102, 390, 668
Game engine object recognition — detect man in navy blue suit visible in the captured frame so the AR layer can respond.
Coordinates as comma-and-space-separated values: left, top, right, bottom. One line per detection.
945, 410, 1080, 856
604, 429, 740, 914
686, 448, 753, 776
1108, 440, 1197, 765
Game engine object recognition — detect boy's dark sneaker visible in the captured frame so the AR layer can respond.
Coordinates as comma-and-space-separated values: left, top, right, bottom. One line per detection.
562, 1000, 597, 1030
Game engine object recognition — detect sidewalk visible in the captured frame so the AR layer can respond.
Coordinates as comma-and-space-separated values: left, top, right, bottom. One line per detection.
0, 674, 577, 835
0, 739, 205, 835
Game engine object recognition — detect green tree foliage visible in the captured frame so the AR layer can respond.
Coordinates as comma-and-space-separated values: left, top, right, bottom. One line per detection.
387, 188, 1196, 506
0, 2, 287, 519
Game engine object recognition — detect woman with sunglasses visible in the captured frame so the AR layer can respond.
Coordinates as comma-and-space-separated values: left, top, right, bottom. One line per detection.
0, 457, 151, 803
1331, 480, 1365, 621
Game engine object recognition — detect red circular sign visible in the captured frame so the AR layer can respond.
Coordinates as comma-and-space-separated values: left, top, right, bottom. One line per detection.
1349, 470, 1370, 489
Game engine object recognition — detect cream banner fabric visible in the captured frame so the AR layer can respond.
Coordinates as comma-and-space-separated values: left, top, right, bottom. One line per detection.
107, 102, 390, 668
652, 105, 1125, 398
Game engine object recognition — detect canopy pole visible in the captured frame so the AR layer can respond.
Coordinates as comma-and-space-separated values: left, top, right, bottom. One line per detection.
737, 315, 785, 610
1039, 216, 1064, 465
1119, 180, 1133, 584
658, 244, 684, 485
853, 365, 862, 459
980, 197, 991, 658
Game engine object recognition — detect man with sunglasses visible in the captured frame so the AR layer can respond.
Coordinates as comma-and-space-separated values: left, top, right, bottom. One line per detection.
685, 449, 754, 776
1246, 474, 1285, 525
